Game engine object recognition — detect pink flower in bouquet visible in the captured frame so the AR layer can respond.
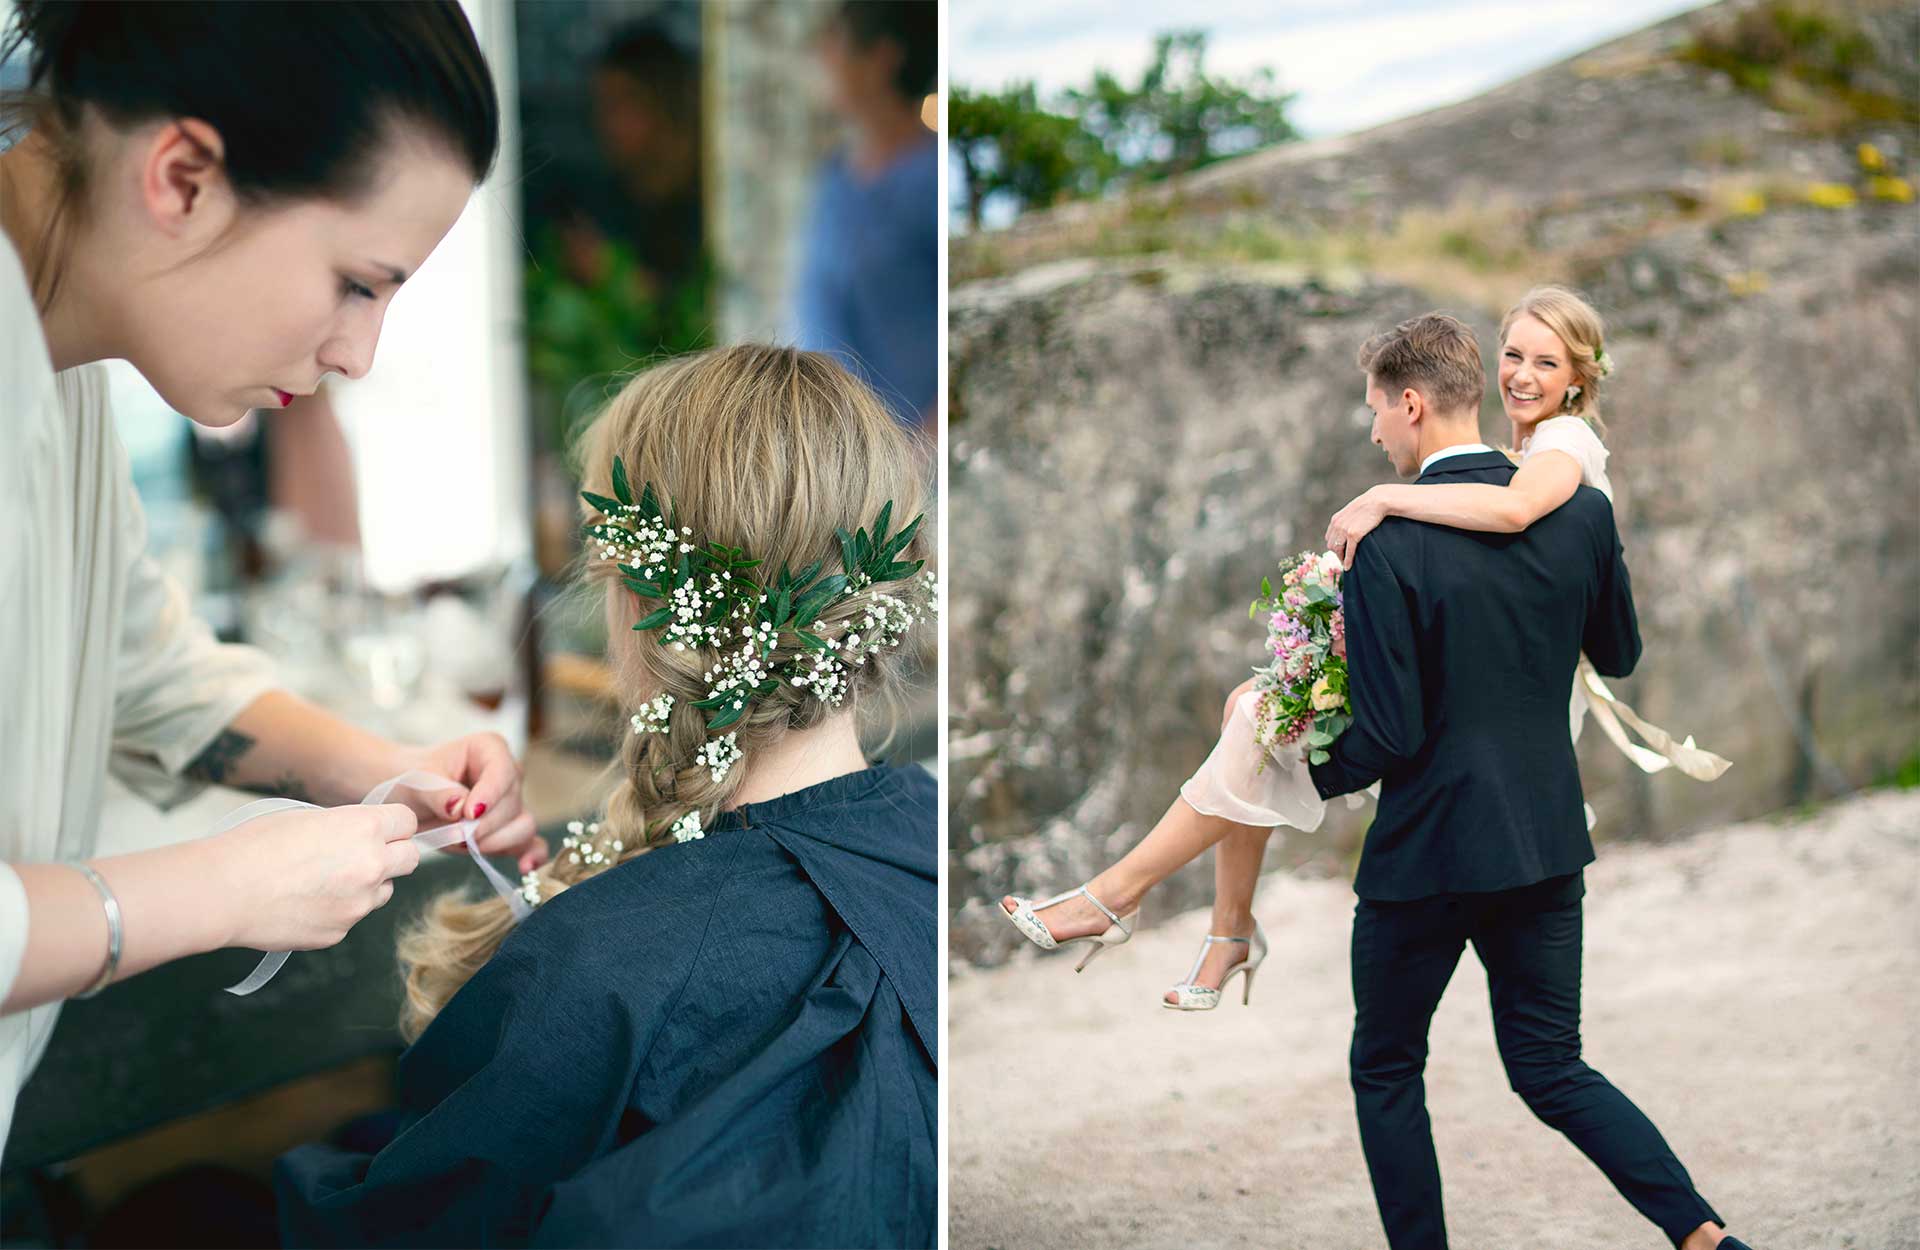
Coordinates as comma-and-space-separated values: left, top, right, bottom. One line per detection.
1248, 550, 1354, 761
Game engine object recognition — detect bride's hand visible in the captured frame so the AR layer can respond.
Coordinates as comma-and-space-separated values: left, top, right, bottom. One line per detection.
401, 734, 548, 874
1326, 488, 1388, 570
1221, 677, 1258, 732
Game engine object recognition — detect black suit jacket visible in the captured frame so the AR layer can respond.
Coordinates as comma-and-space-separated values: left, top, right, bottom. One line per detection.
1308, 450, 1642, 901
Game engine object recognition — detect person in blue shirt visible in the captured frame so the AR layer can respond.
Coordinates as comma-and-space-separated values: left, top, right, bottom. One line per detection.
792, 2, 938, 437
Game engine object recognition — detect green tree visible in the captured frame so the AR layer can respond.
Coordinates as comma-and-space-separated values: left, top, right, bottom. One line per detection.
951, 30, 1299, 227
950, 83, 1110, 229
1065, 30, 1299, 184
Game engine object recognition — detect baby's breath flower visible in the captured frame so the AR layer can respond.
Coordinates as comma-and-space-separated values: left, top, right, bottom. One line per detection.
584, 464, 934, 761
694, 732, 744, 784
630, 693, 675, 735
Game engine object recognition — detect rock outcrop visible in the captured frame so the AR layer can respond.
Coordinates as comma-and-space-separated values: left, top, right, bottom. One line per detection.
949, 0, 1920, 966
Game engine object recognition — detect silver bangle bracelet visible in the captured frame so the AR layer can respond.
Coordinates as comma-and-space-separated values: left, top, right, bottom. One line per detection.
70, 863, 122, 1000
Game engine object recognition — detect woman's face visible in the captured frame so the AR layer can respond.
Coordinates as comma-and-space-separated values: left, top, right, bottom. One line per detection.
116, 124, 473, 427
1498, 313, 1576, 429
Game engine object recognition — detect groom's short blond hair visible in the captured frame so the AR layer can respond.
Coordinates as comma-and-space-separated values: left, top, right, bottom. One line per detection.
1357, 313, 1485, 416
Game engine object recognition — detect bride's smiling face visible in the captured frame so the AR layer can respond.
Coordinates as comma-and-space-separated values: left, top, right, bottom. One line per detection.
1498, 314, 1576, 428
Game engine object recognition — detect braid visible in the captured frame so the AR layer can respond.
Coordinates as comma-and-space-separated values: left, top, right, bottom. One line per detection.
398, 345, 932, 1042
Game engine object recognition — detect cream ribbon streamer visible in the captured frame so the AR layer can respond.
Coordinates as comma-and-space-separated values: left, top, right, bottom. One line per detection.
219, 769, 530, 997
1577, 656, 1732, 781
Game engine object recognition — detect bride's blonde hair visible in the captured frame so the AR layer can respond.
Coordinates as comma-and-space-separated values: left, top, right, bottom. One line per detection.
1499, 285, 1610, 439
397, 345, 933, 1041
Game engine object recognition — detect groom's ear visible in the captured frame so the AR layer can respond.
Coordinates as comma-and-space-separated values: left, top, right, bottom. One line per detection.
1401, 387, 1425, 426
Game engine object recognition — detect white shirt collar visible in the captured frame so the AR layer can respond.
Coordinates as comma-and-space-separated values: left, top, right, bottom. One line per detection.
1419, 442, 1494, 475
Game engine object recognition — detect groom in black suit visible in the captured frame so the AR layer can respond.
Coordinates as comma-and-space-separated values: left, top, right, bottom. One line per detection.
1308, 315, 1747, 1250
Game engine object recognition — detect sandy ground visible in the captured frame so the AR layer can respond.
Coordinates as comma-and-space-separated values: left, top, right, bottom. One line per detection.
949, 789, 1920, 1250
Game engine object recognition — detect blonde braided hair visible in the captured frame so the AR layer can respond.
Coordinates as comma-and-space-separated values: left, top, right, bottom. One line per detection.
397, 345, 933, 1041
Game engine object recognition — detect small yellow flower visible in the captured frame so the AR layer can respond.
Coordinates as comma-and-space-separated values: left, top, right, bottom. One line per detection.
1804, 182, 1857, 209
1728, 189, 1767, 217
1869, 175, 1915, 203
1310, 675, 1342, 711
1725, 270, 1770, 297
1858, 142, 1885, 172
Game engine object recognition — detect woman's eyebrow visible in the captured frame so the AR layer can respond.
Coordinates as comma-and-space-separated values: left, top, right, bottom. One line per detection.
367, 262, 410, 286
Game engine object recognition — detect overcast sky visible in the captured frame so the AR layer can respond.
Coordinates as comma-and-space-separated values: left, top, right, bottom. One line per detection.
952, 0, 1714, 140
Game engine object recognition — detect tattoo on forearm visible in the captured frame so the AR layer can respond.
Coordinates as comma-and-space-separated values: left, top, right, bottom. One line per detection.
185, 729, 256, 786
271, 773, 315, 804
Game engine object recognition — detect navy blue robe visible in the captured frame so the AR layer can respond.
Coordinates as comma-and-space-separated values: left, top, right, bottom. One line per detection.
275, 764, 936, 1248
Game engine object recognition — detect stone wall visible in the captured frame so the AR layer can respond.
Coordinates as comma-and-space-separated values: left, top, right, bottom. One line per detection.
948, 202, 1919, 965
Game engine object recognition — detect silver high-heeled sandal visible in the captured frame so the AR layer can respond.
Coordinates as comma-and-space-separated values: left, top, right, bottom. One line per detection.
1163, 920, 1268, 1010
999, 884, 1137, 972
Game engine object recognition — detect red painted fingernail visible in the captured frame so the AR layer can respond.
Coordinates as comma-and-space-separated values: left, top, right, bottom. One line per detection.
445, 797, 459, 815
473, 802, 487, 817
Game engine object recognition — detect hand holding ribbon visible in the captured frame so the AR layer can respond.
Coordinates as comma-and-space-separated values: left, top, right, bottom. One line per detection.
394, 733, 547, 874
216, 770, 535, 997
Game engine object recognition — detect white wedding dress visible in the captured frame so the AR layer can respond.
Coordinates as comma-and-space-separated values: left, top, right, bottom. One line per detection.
1179, 418, 1688, 833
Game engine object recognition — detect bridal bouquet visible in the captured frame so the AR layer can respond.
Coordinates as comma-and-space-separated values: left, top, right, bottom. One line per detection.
1248, 551, 1353, 767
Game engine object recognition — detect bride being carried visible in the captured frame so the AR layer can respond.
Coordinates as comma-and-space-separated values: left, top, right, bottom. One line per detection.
995, 293, 1749, 1250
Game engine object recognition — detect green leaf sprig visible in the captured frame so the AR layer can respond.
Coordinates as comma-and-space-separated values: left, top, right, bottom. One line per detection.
584, 457, 934, 731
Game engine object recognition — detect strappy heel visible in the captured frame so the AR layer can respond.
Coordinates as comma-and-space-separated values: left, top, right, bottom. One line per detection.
999, 884, 1137, 972
1163, 920, 1268, 1010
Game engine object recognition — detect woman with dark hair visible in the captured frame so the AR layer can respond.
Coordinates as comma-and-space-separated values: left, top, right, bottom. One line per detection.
0, 0, 540, 1151
792, 0, 939, 435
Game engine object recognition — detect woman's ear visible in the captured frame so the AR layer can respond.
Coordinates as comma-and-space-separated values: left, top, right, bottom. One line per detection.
138, 118, 233, 240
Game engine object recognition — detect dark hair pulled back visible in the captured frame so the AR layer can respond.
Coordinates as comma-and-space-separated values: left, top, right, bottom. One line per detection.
2, 0, 499, 305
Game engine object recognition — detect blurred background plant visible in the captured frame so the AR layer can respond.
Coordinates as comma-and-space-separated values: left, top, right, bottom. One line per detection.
522, 226, 713, 460
950, 29, 1299, 229
1677, 0, 1919, 128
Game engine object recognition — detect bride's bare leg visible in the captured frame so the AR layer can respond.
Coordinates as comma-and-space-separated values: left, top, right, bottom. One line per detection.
1001, 680, 1276, 944
999, 795, 1256, 941
1162, 823, 1272, 1002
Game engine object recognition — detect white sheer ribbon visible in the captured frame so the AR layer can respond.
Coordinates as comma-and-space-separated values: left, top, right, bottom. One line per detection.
1577, 657, 1732, 781
219, 769, 530, 997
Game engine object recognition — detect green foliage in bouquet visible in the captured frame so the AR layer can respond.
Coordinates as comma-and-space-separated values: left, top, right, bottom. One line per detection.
1248, 551, 1353, 767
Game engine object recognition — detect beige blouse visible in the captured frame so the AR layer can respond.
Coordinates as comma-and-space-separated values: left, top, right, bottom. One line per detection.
0, 236, 278, 1149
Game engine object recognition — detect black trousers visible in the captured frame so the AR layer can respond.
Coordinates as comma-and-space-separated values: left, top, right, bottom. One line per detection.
1349, 871, 1723, 1249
